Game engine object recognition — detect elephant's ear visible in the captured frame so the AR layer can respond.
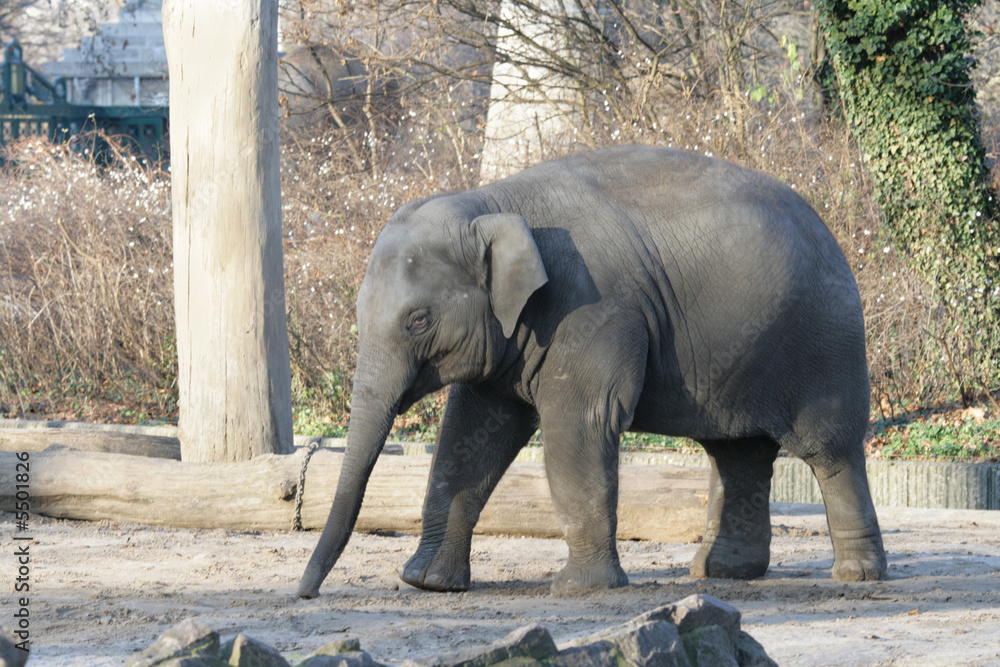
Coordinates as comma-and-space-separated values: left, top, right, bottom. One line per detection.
471, 213, 549, 338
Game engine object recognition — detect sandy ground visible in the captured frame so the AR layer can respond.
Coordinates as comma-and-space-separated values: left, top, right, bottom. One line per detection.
3, 503, 999, 666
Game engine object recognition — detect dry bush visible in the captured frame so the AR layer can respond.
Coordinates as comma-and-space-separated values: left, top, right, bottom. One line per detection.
0, 98, 990, 428
0, 123, 465, 429
0, 136, 174, 421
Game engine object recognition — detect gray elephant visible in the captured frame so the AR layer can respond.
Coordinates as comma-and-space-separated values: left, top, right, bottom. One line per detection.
296, 145, 886, 599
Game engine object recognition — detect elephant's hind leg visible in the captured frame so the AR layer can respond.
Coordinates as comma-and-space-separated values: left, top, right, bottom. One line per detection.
401, 385, 537, 592
690, 437, 778, 579
781, 424, 886, 582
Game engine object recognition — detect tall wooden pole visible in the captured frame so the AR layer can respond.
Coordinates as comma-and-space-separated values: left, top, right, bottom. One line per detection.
163, 0, 294, 462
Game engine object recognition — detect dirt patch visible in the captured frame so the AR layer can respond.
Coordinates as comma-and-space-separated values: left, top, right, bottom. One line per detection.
6, 503, 999, 666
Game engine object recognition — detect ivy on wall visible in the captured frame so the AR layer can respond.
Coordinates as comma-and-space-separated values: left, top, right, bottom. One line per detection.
816, 0, 1000, 389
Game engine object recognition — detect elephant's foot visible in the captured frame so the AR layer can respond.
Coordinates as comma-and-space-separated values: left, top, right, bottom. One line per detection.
296, 580, 322, 600
400, 549, 471, 592
296, 560, 330, 599
831, 530, 887, 582
689, 535, 770, 580
551, 561, 628, 595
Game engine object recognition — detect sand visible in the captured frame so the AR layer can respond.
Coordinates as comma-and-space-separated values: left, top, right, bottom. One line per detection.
6, 503, 999, 666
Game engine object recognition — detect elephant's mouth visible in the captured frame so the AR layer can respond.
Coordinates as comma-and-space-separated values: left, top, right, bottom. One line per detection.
398, 359, 446, 414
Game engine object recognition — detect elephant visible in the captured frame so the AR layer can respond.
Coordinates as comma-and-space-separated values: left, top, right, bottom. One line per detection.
296, 145, 887, 599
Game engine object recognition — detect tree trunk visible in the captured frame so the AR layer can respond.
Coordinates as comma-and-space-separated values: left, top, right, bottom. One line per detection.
162, 0, 294, 462
0, 447, 708, 542
478, 0, 582, 183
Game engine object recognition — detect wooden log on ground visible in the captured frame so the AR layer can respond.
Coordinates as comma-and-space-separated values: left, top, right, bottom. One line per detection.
0, 429, 181, 459
0, 446, 708, 542
0, 418, 179, 437
0, 427, 395, 460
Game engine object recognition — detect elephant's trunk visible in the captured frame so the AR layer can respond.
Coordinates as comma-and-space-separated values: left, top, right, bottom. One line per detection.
296, 355, 404, 599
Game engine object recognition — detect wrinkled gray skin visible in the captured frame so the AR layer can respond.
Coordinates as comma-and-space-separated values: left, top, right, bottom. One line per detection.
296, 146, 887, 599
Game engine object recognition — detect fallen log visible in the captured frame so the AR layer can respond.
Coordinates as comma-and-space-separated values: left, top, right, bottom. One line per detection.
0, 446, 708, 542
0, 418, 179, 437
0, 429, 181, 459
0, 427, 394, 459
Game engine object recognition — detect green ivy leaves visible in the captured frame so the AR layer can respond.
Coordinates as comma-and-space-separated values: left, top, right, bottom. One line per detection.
817, 0, 1000, 390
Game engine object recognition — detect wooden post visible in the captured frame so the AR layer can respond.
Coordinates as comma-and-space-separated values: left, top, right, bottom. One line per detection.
162, 0, 294, 462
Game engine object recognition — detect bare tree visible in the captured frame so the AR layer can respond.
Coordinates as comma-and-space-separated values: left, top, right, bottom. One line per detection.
1, 0, 122, 63
0, 0, 39, 47
0, 0, 27, 29
478, 0, 585, 181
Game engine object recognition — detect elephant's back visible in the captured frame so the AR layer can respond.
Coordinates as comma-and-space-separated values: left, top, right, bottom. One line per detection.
486, 146, 858, 313
486, 146, 867, 437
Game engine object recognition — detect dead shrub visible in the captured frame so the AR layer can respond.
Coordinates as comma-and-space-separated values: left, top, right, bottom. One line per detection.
0, 136, 174, 421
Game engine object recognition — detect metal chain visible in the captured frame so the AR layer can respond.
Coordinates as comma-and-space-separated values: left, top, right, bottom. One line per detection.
292, 442, 321, 531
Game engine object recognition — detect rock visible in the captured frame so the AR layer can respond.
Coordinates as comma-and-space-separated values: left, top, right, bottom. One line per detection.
550, 644, 620, 667
609, 621, 691, 667
680, 625, 738, 667
310, 639, 362, 657
561, 594, 774, 667
558, 621, 691, 667
82, 597, 775, 667
734, 632, 778, 667
640, 595, 742, 648
125, 619, 221, 667
222, 634, 291, 667
401, 624, 558, 667
0, 624, 29, 667
296, 637, 375, 666
297, 652, 383, 667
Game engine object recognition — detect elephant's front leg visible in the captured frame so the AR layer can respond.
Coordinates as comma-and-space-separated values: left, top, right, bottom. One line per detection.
539, 399, 631, 595
401, 385, 537, 592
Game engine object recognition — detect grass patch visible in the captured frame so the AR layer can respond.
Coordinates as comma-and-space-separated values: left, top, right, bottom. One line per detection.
869, 407, 1000, 463
619, 432, 700, 453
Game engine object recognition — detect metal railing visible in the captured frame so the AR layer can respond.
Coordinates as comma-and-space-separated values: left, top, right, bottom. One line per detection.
1, 40, 168, 162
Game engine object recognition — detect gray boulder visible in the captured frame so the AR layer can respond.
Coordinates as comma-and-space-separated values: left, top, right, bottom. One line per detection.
558, 621, 691, 667
308, 639, 363, 657
550, 644, 620, 667
125, 619, 222, 667
295, 636, 385, 667
222, 634, 291, 667
297, 652, 383, 667
400, 624, 559, 667
680, 625, 738, 667
641, 594, 742, 648
560, 594, 773, 667
734, 632, 779, 667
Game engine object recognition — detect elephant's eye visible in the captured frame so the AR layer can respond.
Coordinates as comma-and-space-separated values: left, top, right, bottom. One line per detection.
407, 312, 431, 334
